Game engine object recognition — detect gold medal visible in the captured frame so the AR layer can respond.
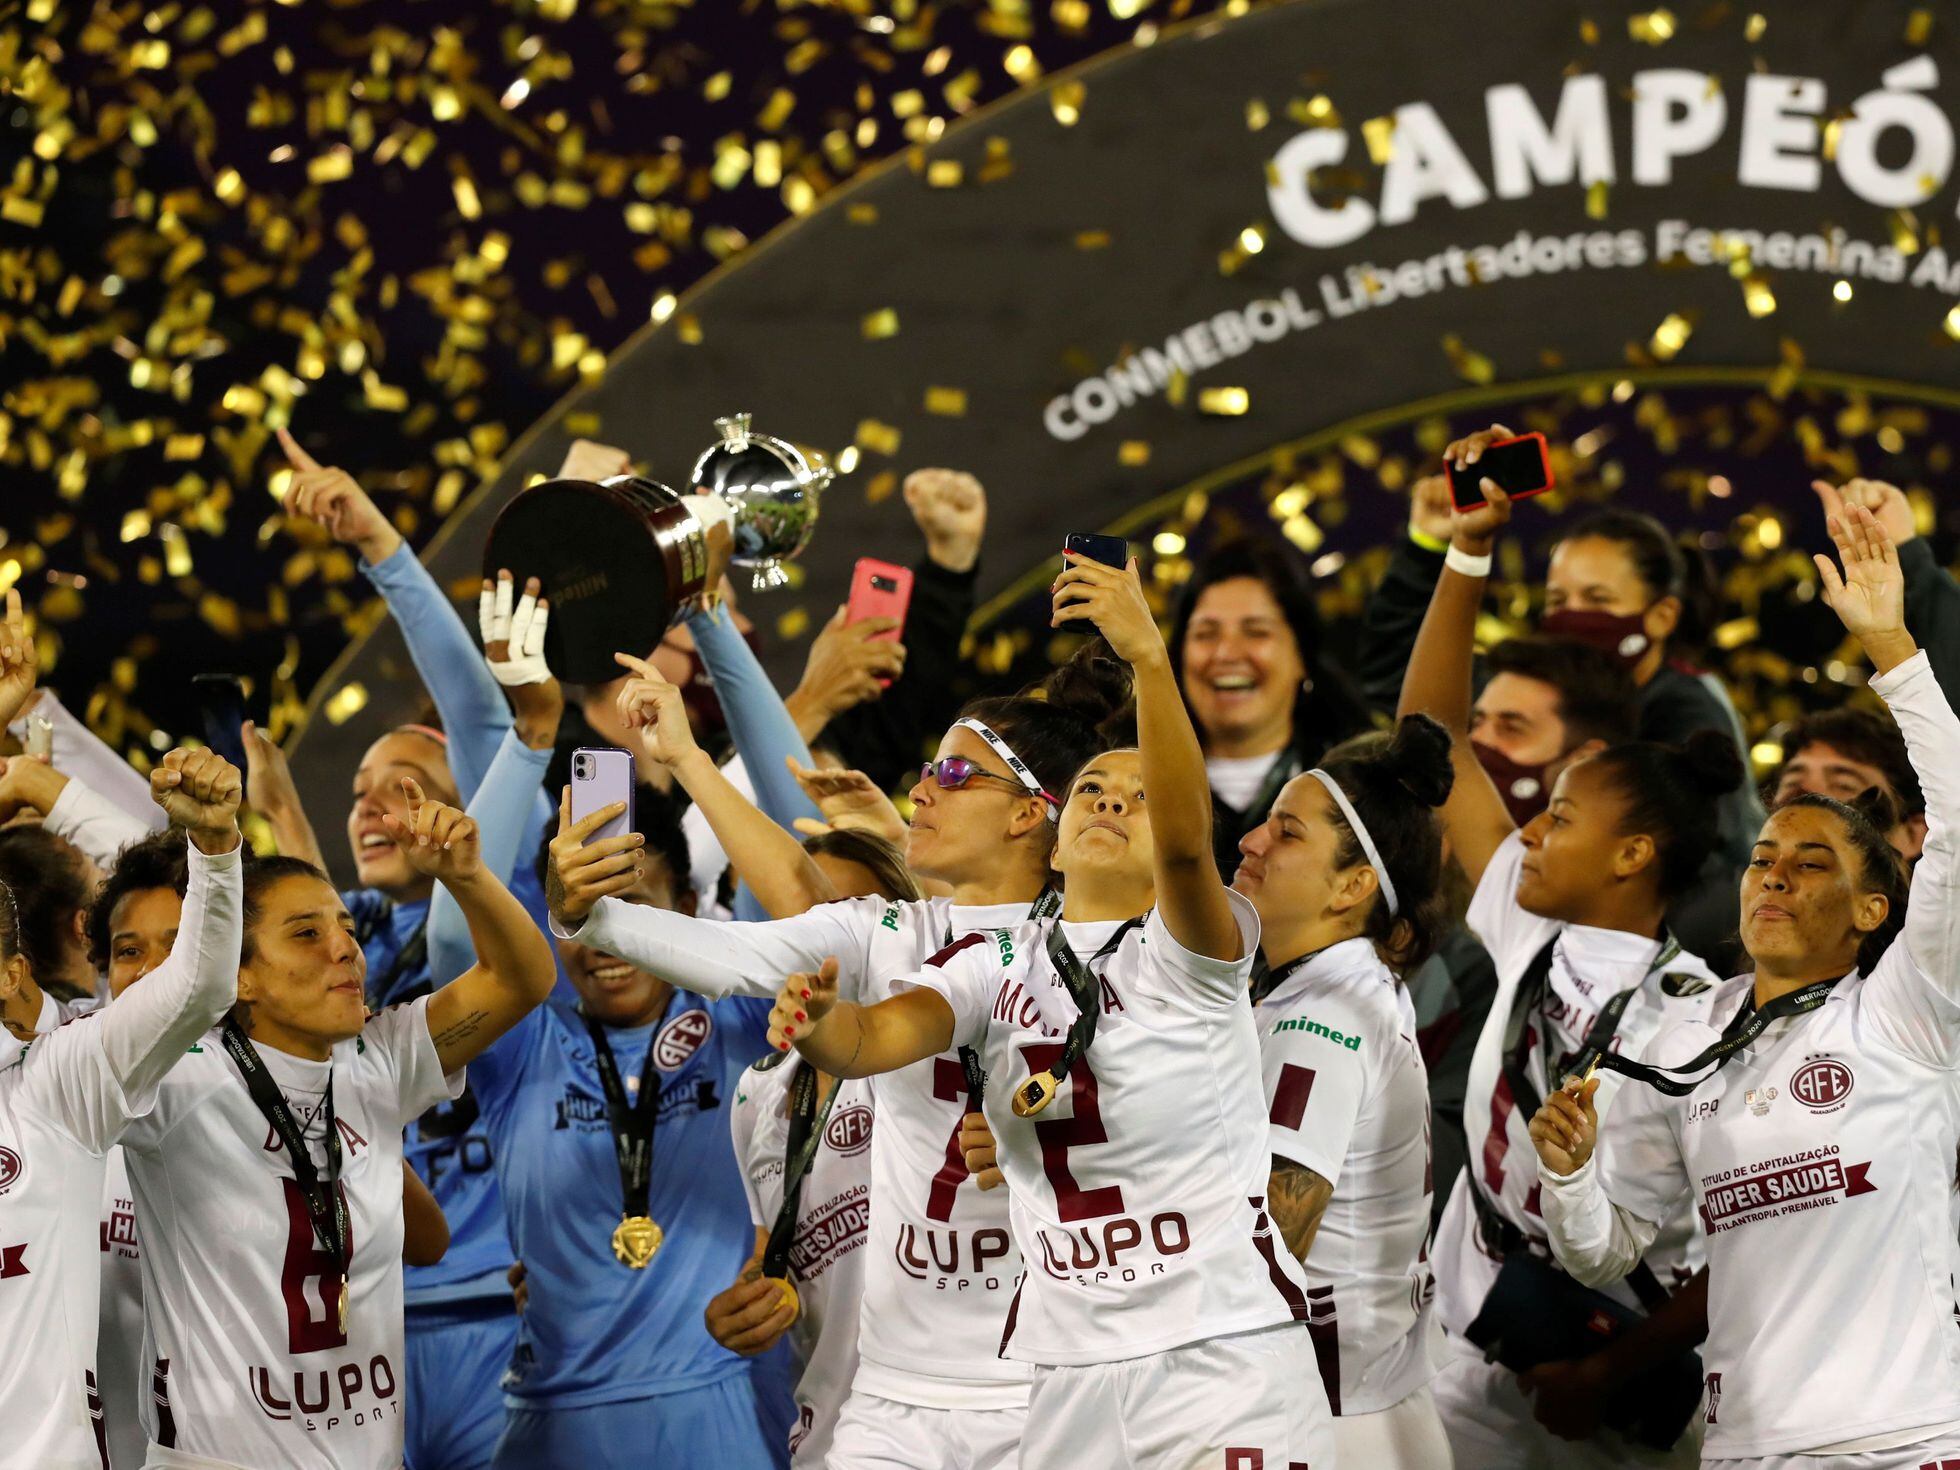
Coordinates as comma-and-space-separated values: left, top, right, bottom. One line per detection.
337, 1278, 350, 1335
767, 1277, 802, 1324
611, 1215, 664, 1269
1012, 1069, 1059, 1118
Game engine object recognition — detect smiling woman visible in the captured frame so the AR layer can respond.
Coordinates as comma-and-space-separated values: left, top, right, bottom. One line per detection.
1169, 538, 1373, 876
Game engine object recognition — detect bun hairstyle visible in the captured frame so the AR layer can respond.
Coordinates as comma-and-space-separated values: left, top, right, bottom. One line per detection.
1587, 728, 1745, 899
1780, 788, 1908, 973
1319, 714, 1455, 972
956, 639, 1135, 824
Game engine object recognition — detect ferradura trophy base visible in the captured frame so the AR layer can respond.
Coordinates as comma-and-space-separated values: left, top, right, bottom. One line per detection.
482, 475, 733, 685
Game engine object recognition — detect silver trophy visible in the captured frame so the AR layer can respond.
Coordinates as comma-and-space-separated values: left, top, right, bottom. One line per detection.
688, 412, 829, 590
484, 412, 828, 683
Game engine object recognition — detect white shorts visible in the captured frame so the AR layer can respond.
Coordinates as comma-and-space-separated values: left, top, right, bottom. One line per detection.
1432, 1329, 1700, 1470
1714, 1443, 1960, 1470
1334, 1384, 1453, 1470
1019, 1324, 1333, 1470
825, 1393, 1024, 1470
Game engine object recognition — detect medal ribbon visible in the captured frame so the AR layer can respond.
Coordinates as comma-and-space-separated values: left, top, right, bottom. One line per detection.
1588, 976, 1843, 1097
760, 1061, 845, 1281
582, 1013, 663, 1225
222, 1020, 348, 1320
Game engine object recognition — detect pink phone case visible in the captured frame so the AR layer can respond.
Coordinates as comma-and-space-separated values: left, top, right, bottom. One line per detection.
569, 747, 636, 846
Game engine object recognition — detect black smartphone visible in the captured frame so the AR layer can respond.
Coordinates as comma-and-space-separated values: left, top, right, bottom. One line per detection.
191, 674, 249, 771
1445, 431, 1554, 510
1063, 532, 1128, 568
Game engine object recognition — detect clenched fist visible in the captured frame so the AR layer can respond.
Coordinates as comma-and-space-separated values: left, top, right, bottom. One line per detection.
151, 747, 243, 854
904, 468, 987, 574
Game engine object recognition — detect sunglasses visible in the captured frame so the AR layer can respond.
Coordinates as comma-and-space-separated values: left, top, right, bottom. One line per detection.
919, 757, 1032, 795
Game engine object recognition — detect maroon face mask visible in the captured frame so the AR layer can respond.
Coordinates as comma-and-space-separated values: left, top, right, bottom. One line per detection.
1538, 607, 1654, 671
1473, 740, 1554, 827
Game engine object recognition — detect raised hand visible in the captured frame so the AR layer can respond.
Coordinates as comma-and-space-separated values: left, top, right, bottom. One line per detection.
557, 439, 634, 484
480, 571, 563, 749
704, 1242, 799, 1354
904, 467, 987, 574
787, 756, 908, 844
545, 786, 646, 928
151, 746, 243, 854
1811, 476, 1916, 548
1409, 473, 1456, 546
1527, 1076, 1598, 1177
0, 753, 68, 824
276, 426, 402, 565
241, 719, 300, 815
767, 956, 840, 1053
788, 606, 906, 733
1441, 423, 1520, 553
1814, 504, 1913, 673
611, 653, 701, 770
960, 1110, 1004, 1191
0, 588, 39, 730
1052, 553, 1164, 671
380, 778, 483, 885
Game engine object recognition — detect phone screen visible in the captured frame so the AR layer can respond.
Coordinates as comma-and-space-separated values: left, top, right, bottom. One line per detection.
1446, 434, 1553, 510
1064, 533, 1128, 569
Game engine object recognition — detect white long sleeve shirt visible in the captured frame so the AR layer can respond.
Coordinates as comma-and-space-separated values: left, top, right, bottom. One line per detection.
1543, 652, 1960, 1458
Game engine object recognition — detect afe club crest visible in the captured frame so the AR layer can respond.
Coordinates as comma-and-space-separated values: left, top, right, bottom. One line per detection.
0, 1145, 20, 1195
654, 1011, 714, 1071
1791, 1056, 1855, 1114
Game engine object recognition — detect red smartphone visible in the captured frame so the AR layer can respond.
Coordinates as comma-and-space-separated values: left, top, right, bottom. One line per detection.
1445, 431, 1554, 511
847, 558, 913, 687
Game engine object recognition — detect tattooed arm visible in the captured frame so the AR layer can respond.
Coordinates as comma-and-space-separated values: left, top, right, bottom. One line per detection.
1268, 1158, 1334, 1262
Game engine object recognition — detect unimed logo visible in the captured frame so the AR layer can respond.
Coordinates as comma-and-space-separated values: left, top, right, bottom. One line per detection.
1791, 1057, 1854, 1113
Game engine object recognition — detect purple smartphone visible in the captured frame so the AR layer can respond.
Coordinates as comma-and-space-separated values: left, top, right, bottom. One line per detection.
569, 747, 636, 845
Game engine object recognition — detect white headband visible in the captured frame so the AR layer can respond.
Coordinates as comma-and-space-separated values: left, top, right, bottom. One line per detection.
1305, 767, 1400, 918
955, 718, 1060, 822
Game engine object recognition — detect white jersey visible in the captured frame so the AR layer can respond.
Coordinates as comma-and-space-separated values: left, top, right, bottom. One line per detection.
573, 892, 1040, 1408
1254, 937, 1439, 1416
910, 892, 1312, 1367
0, 840, 239, 1470
122, 995, 462, 1470
100, 1145, 147, 1470
731, 1056, 873, 1469
1431, 830, 1723, 1335
1548, 651, 1960, 1459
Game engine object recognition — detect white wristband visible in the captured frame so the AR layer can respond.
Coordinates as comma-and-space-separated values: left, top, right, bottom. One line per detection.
1444, 544, 1493, 578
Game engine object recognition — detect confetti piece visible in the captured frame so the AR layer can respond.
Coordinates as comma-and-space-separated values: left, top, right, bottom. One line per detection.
1650, 312, 1694, 360
1051, 81, 1085, 126
1197, 387, 1250, 416
856, 419, 902, 455
924, 387, 969, 417
1628, 9, 1677, 44
1118, 441, 1151, 466
862, 308, 900, 340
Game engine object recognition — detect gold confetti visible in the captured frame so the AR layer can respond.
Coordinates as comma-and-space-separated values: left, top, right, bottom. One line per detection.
1650, 312, 1694, 360
1074, 230, 1111, 250
926, 160, 964, 188
923, 387, 969, 416
1629, 9, 1678, 44
1051, 81, 1085, 126
1442, 334, 1495, 384
324, 684, 370, 725
1118, 440, 1151, 466
1745, 12, 1766, 40
1741, 274, 1777, 317
1906, 9, 1933, 44
862, 308, 900, 340
1360, 115, 1396, 165
1246, 99, 1269, 131
856, 419, 903, 455
1197, 387, 1250, 417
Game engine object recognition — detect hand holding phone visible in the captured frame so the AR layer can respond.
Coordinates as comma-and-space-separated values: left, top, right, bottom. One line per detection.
847, 559, 914, 688
1443, 430, 1553, 511
569, 747, 636, 846
191, 674, 250, 772
1063, 533, 1128, 570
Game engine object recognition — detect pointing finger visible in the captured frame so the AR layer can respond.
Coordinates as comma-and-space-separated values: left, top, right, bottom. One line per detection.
276, 425, 322, 473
